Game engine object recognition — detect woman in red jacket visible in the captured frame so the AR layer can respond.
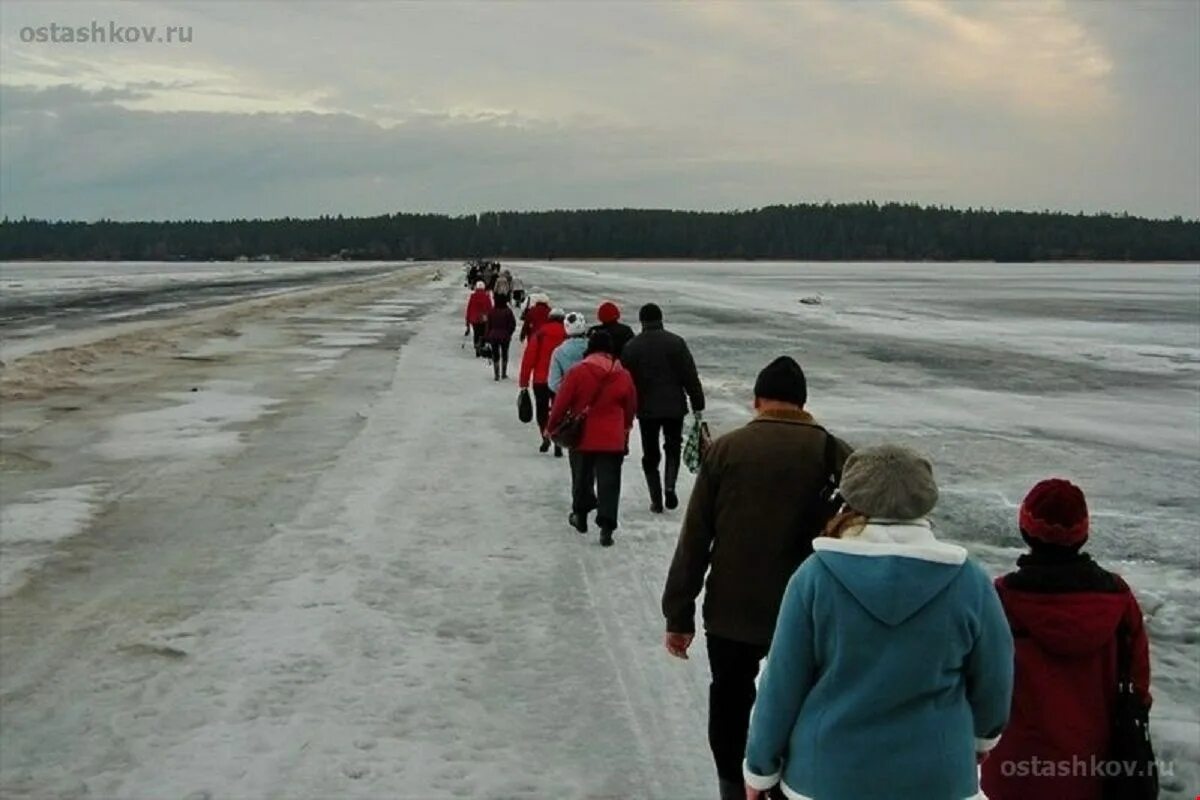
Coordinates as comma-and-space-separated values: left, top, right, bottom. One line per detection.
519, 309, 567, 455
464, 281, 493, 358
546, 331, 637, 547
519, 293, 552, 343
981, 479, 1152, 800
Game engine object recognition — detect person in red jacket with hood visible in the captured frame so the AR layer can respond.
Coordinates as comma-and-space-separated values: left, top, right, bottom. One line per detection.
519, 292, 552, 343
519, 308, 567, 455
464, 281, 493, 358
981, 479, 1152, 800
546, 331, 637, 547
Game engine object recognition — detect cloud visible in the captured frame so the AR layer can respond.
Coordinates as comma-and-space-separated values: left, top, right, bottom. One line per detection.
0, 0, 1196, 220
676, 0, 1114, 119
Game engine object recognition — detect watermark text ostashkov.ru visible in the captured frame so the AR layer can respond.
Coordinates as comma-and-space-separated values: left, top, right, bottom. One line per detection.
996, 755, 1175, 780
18, 21, 192, 45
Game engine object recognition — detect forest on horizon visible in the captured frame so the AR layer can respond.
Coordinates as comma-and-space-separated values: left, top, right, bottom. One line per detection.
2, 202, 1197, 262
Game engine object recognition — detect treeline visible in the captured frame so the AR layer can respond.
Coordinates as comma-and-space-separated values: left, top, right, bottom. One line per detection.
2, 203, 1197, 262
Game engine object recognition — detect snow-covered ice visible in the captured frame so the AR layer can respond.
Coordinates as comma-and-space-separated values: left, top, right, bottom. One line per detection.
0, 260, 1196, 798
0, 484, 105, 596
94, 381, 281, 462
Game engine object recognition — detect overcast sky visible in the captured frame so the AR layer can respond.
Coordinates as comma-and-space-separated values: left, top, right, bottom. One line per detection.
1, 0, 1197, 221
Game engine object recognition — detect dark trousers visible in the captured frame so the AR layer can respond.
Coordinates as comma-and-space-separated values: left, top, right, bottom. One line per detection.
533, 384, 554, 434
570, 451, 624, 530
707, 634, 770, 785
489, 339, 510, 377
639, 417, 684, 495
471, 322, 487, 356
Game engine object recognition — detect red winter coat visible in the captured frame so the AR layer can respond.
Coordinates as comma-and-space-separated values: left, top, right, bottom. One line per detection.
465, 289, 493, 324
980, 555, 1151, 800
485, 305, 516, 343
546, 353, 637, 453
519, 302, 551, 342
519, 320, 566, 388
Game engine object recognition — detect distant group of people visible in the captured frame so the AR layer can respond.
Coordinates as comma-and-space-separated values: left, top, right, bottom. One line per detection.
466, 260, 526, 305
460, 271, 1156, 800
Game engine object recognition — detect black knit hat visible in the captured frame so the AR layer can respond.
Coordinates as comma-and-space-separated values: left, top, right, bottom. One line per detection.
754, 356, 807, 406
639, 303, 663, 323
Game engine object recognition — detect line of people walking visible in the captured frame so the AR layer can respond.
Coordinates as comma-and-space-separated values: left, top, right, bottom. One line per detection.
659, 357, 1155, 800
461, 279, 1157, 800
464, 281, 705, 548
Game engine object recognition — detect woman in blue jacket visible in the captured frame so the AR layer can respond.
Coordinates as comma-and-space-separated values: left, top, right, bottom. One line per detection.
744, 444, 1014, 800
548, 311, 590, 394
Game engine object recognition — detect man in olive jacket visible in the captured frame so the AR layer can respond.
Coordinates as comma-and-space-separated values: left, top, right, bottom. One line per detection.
660, 356, 852, 800
620, 303, 705, 513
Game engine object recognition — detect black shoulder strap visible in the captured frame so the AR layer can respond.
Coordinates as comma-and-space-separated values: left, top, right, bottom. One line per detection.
1115, 620, 1133, 685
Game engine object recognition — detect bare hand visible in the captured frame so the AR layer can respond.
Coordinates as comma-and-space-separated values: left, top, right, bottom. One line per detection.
664, 632, 694, 659
745, 786, 764, 800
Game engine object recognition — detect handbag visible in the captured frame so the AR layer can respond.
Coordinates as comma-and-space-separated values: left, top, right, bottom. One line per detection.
549, 363, 615, 449
683, 415, 712, 474
1102, 622, 1159, 800
517, 389, 533, 424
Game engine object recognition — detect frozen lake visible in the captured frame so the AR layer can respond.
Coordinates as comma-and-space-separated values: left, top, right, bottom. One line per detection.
0, 260, 414, 361
0, 259, 1196, 797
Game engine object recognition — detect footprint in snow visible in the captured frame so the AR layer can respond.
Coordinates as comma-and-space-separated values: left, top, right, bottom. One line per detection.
343, 765, 369, 780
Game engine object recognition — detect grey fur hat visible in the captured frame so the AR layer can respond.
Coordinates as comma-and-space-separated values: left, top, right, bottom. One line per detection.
839, 444, 938, 520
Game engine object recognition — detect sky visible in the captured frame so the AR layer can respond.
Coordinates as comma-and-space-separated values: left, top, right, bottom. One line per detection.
1, 0, 1197, 222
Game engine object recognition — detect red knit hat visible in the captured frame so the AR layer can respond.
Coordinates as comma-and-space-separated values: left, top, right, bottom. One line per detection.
597, 301, 620, 324
1019, 478, 1089, 547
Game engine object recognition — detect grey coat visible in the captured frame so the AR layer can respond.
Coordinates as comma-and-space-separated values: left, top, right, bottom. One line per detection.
620, 321, 705, 420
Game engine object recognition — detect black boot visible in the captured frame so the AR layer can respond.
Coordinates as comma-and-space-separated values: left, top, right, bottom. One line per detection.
599, 527, 614, 547
644, 466, 664, 513
554, 444, 563, 458
718, 779, 742, 800
664, 450, 681, 510
501, 357, 508, 380
493, 359, 501, 381
569, 512, 588, 534
539, 437, 551, 453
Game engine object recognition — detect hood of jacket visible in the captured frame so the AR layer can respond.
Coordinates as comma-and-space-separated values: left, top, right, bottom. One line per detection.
997, 561, 1129, 657
556, 336, 589, 358
812, 521, 968, 627
579, 352, 626, 376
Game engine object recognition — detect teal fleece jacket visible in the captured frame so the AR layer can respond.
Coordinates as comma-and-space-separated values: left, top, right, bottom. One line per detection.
744, 521, 1013, 800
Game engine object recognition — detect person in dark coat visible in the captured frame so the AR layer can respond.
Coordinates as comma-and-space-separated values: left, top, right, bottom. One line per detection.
620, 303, 705, 512
546, 331, 637, 547
981, 479, 1152, 800
661, 356, 852, 800
485, 295, 517, 381
588, 301, 635, 359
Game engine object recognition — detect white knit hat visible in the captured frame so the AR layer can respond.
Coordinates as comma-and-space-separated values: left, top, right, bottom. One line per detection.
474, 281, 485, 290
564, 311, 588, 336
